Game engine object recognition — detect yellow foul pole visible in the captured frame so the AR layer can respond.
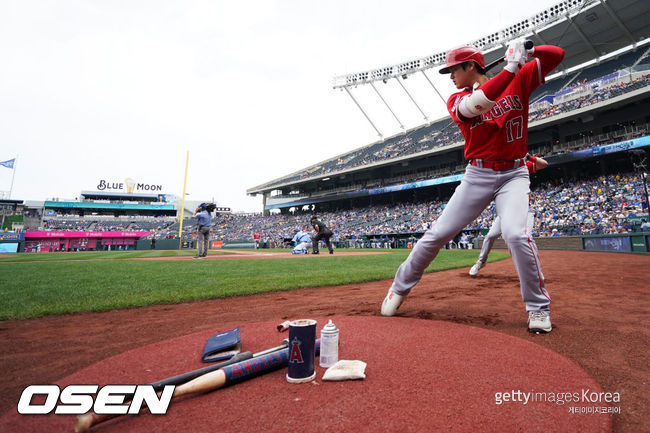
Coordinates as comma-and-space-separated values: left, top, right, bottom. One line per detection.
178, 151, 190, 249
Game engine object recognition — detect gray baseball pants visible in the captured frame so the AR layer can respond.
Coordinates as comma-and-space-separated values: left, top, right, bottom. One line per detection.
390, 164, 550, 313
197, 226, 210, 256
478, 212, 535, 263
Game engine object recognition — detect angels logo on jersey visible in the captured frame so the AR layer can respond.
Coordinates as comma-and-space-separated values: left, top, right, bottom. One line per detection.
470, 94, 524, 129
289, 337, 304, 363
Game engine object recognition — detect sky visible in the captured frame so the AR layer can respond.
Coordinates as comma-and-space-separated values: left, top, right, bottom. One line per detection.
0, 0, 563, 212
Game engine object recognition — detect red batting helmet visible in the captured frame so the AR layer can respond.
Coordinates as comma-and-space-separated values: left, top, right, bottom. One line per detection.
439, 46, 485, 74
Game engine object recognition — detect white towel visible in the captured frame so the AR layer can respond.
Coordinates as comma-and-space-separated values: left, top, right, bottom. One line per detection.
322, 360, 367, 381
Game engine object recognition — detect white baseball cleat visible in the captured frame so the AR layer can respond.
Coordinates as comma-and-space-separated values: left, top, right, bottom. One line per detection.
469, 260, 485, 276
528, 311, 552, 334
381, 291, 405, 316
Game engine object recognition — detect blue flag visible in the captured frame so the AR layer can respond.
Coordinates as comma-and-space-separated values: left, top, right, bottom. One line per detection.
0, 159, 15, 169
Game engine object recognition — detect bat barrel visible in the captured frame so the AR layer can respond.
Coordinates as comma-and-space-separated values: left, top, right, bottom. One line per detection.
150, 351, 254, 391
224, 339, 321, 385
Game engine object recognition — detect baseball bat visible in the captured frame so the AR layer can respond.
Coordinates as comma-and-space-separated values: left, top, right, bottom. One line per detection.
485, 40, 534, 72
81, 340, 289, 407
75, 340, 320, 433
149, 340, 288, 391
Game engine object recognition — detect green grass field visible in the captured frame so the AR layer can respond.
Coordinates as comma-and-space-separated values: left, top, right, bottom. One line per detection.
0, 249, 509, 321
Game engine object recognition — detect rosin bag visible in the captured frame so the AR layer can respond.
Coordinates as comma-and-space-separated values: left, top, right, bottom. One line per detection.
201, 326, 242, 363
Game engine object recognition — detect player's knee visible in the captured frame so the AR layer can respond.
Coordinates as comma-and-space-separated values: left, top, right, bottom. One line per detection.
501, 230, 528, 244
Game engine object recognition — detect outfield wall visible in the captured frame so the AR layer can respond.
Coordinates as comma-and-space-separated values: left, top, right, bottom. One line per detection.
135, 239, 256, 250
482, 233, 650, 254
23, 230, 151, 252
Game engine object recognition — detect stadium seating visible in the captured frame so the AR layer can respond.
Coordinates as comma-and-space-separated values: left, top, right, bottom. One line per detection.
159, 172, 645, 247
529, 73, 650, 122
30, 170, 648, 248
262, 54, 650, 189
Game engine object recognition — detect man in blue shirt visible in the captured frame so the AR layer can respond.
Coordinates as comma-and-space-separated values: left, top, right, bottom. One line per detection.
291, 228, 312, 254
641, 219, 650, 231
193, 203, 213, 259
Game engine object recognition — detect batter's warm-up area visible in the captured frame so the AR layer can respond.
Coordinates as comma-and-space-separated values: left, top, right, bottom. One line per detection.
1, 316, 611, 432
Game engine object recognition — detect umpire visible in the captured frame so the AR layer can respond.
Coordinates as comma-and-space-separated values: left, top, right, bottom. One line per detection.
193, 203, 213, 259
310, 215, 334, 254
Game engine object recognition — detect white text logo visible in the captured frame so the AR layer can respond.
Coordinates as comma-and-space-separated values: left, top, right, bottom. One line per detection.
17, 384, 175, 415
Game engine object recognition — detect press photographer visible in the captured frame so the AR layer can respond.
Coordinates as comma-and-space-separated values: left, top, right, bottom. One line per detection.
192, 203, 216, 259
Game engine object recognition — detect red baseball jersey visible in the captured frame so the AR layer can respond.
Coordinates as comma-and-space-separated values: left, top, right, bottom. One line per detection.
447, 58, 546, 161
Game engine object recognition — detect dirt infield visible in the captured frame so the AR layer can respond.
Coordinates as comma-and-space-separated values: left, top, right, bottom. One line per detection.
0, 250, 647, 432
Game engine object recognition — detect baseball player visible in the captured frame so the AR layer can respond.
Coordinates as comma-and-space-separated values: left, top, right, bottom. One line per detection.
470, 154, 548, 276
381, 41, 564, 334
310, 215, 334, 254
291, 228, 312, 254
192, 203, 212, 259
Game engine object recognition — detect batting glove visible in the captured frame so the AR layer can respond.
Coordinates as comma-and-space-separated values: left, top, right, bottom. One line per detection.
504, 39, 526, 73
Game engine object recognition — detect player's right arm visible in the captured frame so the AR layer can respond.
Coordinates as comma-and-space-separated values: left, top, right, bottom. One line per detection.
519, 45, 565, 96
528, 45, 565, 79
526, 154, 549, 173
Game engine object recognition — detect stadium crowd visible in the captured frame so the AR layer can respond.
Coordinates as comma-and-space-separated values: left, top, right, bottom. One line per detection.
115, 171, 646, 246
34, 172, 649, 248
37, 170, 648, 240
528, 74, 650, 122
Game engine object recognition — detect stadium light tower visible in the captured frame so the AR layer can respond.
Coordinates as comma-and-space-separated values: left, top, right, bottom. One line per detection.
331, 0, 592, 136
394, 76, 428, 123
343, 87, 383, 138
369, 82, 405, 131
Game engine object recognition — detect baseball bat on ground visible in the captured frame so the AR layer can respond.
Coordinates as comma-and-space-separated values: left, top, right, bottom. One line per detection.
485, 40, 534, 72
75, 340, 320, 433
83, 340, 288, 406
149, 340, 288, 391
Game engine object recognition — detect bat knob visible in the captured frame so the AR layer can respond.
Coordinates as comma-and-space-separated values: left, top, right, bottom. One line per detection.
524, 40, 534, 50
74, 414, 94, 433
